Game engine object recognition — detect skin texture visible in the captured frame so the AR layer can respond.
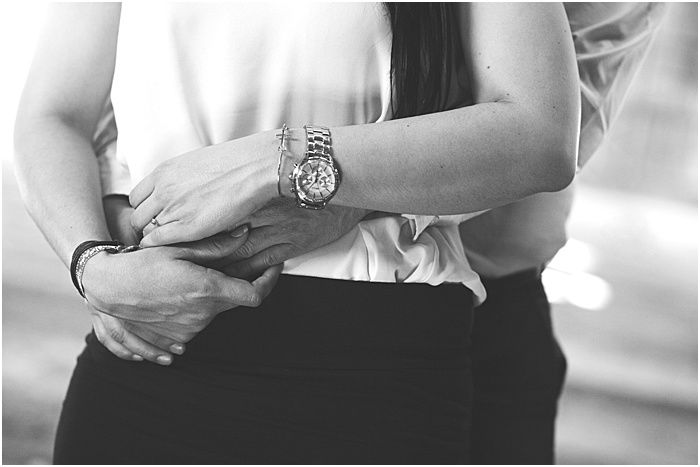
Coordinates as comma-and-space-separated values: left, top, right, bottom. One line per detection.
84, 227, 282, 364
130, 3, 580, 247
97, 195, 369, 360
12, 4, 282, 364
14, 3, 579, 360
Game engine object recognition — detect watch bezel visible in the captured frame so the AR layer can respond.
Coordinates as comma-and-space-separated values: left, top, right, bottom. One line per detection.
291, 154, 340, 208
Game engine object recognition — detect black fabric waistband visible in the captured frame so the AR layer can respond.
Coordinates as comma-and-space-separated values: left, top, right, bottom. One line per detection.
99, 275, 476, 371
479, 266, 544, 297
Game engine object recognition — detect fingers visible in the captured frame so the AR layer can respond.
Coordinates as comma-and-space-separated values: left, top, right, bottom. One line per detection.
129, 174, 154, 208
223, 244, 292, 280
251, 264, 283, 301
141, 219, 228, 248
126, 324, 187, 356
92, 314, 144, 362
140, 221, 188, 247
91, 310, 175, 365
130, 194, 164, 234
103, 195, 141, 245
216, 263, 282, 306
176, 226, 250, 264
115, 325, 175, 365
221, 224, 279, 262
208, 269, 270, 308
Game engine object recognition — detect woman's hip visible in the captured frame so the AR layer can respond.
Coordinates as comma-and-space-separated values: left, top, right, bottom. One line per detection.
56, 276, 475, 463
146, 274, 475, 371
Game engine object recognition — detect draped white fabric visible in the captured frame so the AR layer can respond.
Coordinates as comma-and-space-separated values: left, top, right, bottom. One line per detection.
96, 3, 486, 303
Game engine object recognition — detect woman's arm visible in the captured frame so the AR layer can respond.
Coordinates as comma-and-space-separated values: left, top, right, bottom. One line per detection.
316, 1, 581, 209
300, 0, 581, 213
131, 3, 579, 247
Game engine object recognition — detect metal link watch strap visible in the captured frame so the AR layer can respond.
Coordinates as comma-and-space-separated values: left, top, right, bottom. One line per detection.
304, 125, 332, 160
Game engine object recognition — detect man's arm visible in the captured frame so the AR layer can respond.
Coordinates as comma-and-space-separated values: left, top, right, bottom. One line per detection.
565, 2, 667, 167
15, 3, 279, 365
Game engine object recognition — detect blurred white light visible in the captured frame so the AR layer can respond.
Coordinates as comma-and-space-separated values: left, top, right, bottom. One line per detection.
644, 208, 699, 250
565, 272, 613, 310
543, 268, 613, 311
548, 238, 597, 273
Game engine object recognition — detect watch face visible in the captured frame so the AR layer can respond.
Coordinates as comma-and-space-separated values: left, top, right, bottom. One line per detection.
296, 158, 338, 203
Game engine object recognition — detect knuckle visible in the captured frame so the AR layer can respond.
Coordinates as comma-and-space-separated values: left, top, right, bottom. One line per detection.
247, 292, 262, 308
196, 280, 219, 299
94, 328, 106, 344
261, 251, 279, 267
140, 348, 159, 360
148, 229, 164, 244
115, 350, 134, 360
234, 241, 256, 259
130, 215, 141, 231
180, 333, 197, 343
179, 314, 198, 327
108, 326, 125, 343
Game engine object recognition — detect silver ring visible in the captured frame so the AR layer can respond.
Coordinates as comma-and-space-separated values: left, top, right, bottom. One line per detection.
150, 217, 160, 227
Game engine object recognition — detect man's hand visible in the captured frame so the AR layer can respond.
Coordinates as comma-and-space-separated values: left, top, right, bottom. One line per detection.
218, 197, 371, 279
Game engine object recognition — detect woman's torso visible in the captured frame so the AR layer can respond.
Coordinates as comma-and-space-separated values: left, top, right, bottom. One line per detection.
110, 3, 485, 301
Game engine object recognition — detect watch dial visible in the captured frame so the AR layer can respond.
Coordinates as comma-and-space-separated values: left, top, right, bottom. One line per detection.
297, 159, 337, 202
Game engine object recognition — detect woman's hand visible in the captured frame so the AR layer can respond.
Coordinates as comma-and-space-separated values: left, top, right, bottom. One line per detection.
129, 131, 279, 247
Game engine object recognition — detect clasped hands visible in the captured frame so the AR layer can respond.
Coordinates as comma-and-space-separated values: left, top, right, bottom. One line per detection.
85, 132, 368, 365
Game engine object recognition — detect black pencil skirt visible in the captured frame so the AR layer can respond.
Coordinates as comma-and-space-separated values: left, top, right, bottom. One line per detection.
53, 275, 474, 464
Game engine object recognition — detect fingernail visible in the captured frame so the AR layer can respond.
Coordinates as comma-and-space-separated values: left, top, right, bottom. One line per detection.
231, 225, 249, 237
132, 354, 144, 361
170, 343, 185, 355
157, 355, 172, 365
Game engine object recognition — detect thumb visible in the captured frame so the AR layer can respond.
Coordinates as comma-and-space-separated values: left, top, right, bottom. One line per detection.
178, 225, 250, 262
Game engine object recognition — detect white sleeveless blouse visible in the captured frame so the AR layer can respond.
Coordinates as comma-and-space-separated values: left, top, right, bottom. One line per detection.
99, 3, 486, 302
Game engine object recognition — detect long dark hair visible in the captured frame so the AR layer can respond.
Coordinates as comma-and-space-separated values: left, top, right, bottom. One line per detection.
384, 3, 457, 119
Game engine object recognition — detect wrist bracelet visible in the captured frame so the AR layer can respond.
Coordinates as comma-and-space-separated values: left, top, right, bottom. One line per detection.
70, 240, 123, 298
276, 123, 290, 197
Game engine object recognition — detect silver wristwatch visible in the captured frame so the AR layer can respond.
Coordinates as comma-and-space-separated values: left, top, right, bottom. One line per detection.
289, 125, 341, 209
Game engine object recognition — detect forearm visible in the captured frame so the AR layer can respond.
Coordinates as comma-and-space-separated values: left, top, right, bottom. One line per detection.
14, 116, 112, 267
281, 103, 577, 215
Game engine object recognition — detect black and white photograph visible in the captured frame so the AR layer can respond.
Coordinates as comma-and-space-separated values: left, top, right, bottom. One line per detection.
2, 1, 697, 464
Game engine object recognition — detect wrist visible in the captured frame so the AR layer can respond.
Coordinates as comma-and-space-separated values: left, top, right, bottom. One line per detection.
252, 129, 290, 203
278, 127, 305, 199
80, 250, 112, 300
70, 240, 124, 298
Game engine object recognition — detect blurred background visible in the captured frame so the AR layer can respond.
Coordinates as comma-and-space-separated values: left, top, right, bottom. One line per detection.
2, 2, 697, 464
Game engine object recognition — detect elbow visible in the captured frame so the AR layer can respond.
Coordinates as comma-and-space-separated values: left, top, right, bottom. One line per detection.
530, 107, 580, 194
541, 142, 577, 193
